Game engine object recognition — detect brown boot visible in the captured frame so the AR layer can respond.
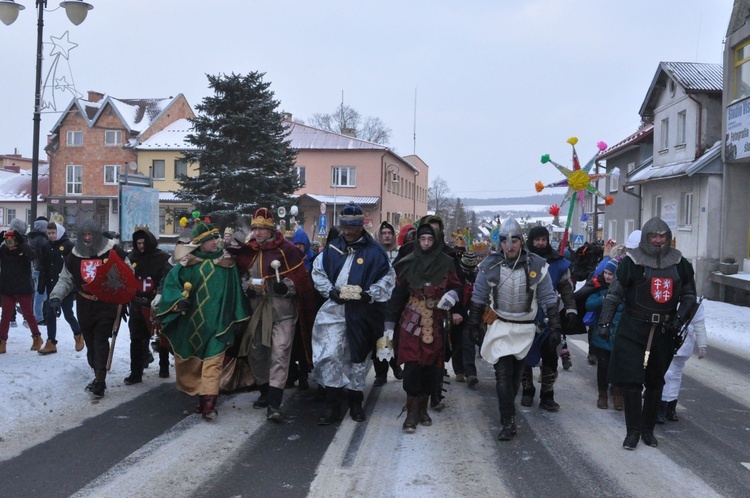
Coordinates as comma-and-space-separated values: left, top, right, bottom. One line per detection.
613, 387, 624, 411
38, 339, 57, 355
31, 335, 43, 351
0, 340, 6, 354
417, 394, 432, 426
402, 396, 419, 433
202, 394, 218, 421
74, 334, 85, 352
597, 388, 608, 409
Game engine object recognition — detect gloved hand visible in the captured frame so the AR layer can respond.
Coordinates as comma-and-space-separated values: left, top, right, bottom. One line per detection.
565, 311, 579, 331
467, 302, 486, 346
121, 303, 129, 320
151, 293, 162, 311
273, 281, 288, 295
37, 281, 46, 295
384, 321, 395, 340
49, 298, 62, 318
359, 291, 373, 303
437, 290, 458, 311
698, 347, 707, 359
245, 287, 257, 300
176, 298, 192, 313
665, 315, 683, 338
329, 288, 346, 304
597, 323, 610, 342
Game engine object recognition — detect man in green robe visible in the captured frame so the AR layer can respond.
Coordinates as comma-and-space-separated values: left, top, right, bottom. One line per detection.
157, 220, 250, 420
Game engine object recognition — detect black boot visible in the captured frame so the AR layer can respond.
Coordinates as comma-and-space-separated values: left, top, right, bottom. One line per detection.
253, 383, 269, 408
520, 366, 535, 407
266, 386, 285, 423
347, 389, 366, 422
656, 400, 668, 424
622, 386, 642, 450
666, 399, 679, 421
318, 387, 344, 425
91, 369, 107, 398
402, 396, 419, 433
539, 366, 560, 412
640, 387, 661, 447
497, 414, 517, 441
125, 341, 144, 385
417, 394, 432, 426
158, 346, 170, 378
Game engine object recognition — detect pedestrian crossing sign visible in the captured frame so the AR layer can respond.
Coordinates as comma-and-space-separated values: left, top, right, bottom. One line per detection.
573, 234, 584, 245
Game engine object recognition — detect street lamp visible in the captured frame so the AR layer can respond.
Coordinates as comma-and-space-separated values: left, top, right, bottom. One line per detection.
0, 0, 94, 221
380, 163, 400, 225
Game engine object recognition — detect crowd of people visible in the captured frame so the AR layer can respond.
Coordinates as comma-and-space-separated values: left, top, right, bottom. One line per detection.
0, 207, 708, 450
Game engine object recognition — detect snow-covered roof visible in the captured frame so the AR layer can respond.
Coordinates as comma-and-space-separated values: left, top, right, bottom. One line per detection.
599, 123, 654, 160
284, 121, 388, 151
640, 62, 723, 117
50, 93, 188, 138
0, 165, 49, 202
136, 119, 199, 151
299, 193, 380, 206
625, 141, 722, 185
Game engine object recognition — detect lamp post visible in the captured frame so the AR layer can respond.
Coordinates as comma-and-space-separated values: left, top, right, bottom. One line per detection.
0, 0, 94, 221
380, 163, 399, 224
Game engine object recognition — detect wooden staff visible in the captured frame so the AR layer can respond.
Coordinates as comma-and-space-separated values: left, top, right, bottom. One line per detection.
271, 260, 281, 283
106, 304, 124, 371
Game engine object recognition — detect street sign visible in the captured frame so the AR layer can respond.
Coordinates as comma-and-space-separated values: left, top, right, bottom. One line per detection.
573, 234, 585, 245
320, 202, 327, 214
318, 214, 327, 236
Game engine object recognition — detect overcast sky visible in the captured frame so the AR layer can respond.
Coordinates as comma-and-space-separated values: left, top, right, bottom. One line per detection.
0, 0, 733, 199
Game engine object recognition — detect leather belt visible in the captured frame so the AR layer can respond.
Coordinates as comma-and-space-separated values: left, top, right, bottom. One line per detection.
78, 291, 99, 301
496, 315, 535, 325
625, 309, 670, 324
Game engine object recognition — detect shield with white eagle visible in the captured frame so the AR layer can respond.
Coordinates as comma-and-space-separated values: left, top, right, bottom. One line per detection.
82, 251, 137, 304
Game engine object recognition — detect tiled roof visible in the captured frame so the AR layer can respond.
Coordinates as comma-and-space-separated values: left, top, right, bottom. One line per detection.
599, 123, 654, 159
137, 119, 199, 151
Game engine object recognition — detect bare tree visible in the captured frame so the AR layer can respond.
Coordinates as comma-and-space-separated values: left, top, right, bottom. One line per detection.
309, 103, 391, 145
428, 176, 452, 221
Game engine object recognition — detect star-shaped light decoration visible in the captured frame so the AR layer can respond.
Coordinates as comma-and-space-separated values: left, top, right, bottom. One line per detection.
49, 31, 78, 60
535, 137, 613, 254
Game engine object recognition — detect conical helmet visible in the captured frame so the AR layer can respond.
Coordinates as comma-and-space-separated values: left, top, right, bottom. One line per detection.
498, 217, 523, 242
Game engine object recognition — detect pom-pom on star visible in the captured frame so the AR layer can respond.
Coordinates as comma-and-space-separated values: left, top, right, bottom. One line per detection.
548, 204, 560, 217
179, 217, 188, 228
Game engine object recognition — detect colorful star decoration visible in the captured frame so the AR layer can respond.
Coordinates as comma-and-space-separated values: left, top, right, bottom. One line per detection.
535, 137, 614, 254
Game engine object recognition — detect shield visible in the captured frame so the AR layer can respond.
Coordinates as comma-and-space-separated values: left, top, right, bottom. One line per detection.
82, 250, 137, 304
650, 277, 674, 304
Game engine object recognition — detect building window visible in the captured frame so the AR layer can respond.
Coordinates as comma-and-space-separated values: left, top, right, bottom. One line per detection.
104, 165, 119, 185
331, 166, 355, 187
734, 40, 750, 100
681, 192, 693, 226
66, 165, 82, 195
26, 209, 31, 224
676, 111, 687, 146
653, 195, 662, 218
627, 162, 635, 173
152, 160, 166, 180
609, 169, 619, 192
6, 208, 16, 225
660, 118, 669, 150
104, 130, 122, 146
66, 131, 83, 147
174, 159, 188, 179
608, 220, 617, 243
296, 166, 306, 185
159, 208, 166, 233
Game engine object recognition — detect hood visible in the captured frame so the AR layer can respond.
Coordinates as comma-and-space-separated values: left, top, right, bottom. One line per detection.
132, 228, 159, 254
9, 218, 27, 234
291, 229, 311, 253
33, 220, 48, 233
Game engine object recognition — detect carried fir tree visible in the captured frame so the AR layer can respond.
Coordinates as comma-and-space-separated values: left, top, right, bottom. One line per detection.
178, 72, 300, 226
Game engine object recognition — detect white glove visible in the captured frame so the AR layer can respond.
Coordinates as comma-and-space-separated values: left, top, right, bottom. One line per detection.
384, 329, 394, 341
437, 290, 459, 311
151, 293, 162, 311
698, 347, 707, 359
384, 321, 395, 341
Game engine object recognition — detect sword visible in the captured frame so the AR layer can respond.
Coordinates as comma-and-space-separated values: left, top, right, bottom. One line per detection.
106, 304, 124, 371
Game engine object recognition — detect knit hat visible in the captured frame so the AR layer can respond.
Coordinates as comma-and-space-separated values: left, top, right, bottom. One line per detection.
460, 251, 478, 272
339, 203, 364, 226
527, 225, 550, 243
604, 259, 618, 275
191, 221, 220, 245
250, 208, 276, 230
625, 230, 641, 249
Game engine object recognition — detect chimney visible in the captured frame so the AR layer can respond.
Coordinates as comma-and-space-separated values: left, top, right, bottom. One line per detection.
4, 165, 20, 173
341, 127, 356, 137
87, 91, 105, 102
282, 112, 292, 121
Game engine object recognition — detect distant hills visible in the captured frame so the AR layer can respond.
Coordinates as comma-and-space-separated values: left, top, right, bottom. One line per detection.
462, 194, 564, 207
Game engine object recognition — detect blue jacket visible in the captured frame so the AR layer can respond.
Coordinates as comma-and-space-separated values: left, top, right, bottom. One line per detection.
586, 288, 623, 351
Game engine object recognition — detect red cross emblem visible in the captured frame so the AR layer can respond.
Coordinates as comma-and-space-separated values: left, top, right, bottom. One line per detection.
650, 277, 674, 303
81, 259, 103, 284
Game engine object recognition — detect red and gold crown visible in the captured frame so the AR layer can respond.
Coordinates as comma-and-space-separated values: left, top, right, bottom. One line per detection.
250, 208, 276, 230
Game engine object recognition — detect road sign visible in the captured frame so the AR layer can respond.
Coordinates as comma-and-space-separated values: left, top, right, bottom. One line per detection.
573, 234, 585, 245
318, 214, 328, 236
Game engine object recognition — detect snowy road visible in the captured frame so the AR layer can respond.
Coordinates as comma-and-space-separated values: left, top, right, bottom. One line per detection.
0, 300, 749, 497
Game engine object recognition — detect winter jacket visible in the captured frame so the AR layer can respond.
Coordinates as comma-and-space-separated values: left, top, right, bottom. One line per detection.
0, 236, 37, 295
291, 229, 315, 272
585, 287, 623, 351
27, 220, 50, 271
38, 223, 75, 294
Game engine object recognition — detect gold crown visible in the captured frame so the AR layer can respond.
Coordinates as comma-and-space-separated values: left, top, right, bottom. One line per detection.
472, 240, 490, 255
134, 224, 150, 233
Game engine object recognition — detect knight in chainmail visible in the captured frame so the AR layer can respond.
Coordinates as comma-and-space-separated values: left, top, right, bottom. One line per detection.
466, 217, 560, 441
597, 217, 696, 451
49, 219, 131, 397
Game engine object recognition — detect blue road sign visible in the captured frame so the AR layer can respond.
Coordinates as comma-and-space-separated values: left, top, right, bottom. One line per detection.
318, 214, 328, 236
573, 234, 585, 245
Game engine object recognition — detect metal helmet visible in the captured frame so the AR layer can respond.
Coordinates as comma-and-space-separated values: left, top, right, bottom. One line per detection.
639, 217, 672, 257
498, 217, 523, 242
